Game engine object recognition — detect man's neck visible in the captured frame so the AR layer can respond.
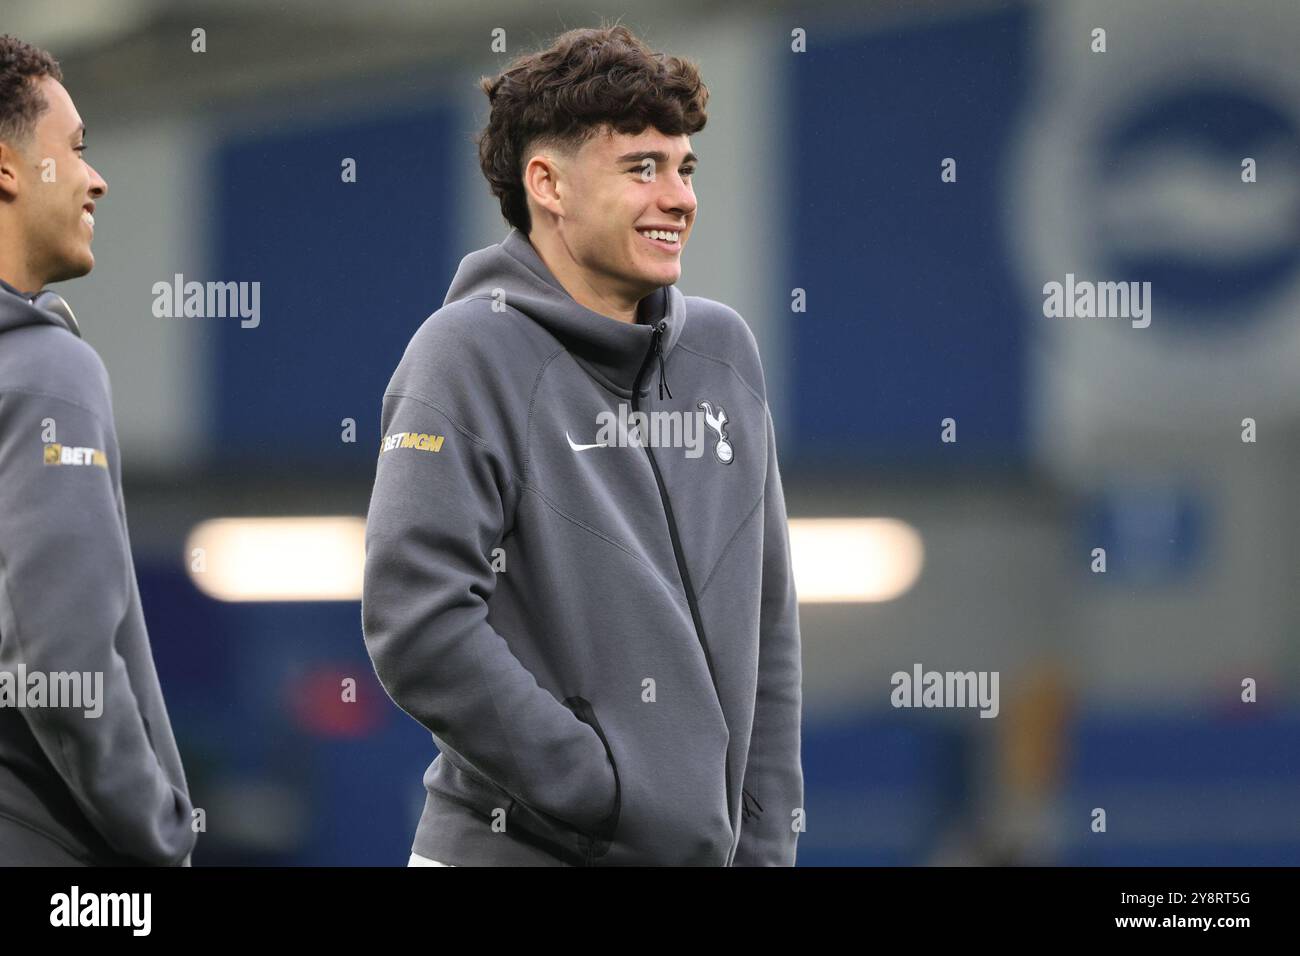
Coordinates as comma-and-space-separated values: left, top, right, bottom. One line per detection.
527, 228, 644, 325
0, 274, 32, 298
0, 236, 42, 294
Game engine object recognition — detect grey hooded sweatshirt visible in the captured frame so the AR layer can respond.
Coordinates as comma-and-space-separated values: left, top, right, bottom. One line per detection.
0, 282, 195, 865
362, 228, 803, 866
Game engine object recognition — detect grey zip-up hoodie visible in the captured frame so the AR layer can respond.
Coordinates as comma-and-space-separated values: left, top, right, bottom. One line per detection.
362, 228, 803, 866
0, 282, 195, 866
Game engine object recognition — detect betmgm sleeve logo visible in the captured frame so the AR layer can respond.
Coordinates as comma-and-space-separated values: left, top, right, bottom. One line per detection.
43, 442, 108, 468
379, 432, 446, 455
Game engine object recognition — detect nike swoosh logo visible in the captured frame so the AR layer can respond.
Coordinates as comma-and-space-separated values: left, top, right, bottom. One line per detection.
566, 431, 610, 451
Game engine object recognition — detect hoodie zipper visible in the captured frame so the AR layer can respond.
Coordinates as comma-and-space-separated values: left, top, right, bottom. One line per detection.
632, 319, 734, 856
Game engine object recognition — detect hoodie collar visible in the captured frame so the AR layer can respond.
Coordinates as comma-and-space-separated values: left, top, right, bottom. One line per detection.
443, 227, 687, 398
0, 278, 57, 336
0, 280, 81, 338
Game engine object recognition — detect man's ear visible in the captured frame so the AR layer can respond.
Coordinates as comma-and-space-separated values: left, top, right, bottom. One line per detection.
523, 153, 565, 221
0, 141, 22, 201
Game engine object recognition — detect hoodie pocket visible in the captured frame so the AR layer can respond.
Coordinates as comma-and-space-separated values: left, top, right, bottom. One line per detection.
565, 695, 620, 858
499, 695, 620, 866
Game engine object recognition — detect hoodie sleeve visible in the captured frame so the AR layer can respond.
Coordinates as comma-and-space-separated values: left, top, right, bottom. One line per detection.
362, 389, 619, 836
0, 387, 195, 865
732, 405, 805, 866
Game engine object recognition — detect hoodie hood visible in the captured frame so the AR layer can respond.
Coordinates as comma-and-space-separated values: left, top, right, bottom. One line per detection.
0, 280, 79, 338
443, 227, 687, 398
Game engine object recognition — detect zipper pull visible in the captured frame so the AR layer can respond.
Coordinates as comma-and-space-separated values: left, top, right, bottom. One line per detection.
654, 319, 672, 401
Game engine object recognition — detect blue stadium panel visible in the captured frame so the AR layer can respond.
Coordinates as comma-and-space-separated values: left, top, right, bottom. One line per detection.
211, 102, 461, 473
138, 564, 432, 866
1059, 711, 1300, 865
786, 5, 1034, 468
797, 714, 970, 865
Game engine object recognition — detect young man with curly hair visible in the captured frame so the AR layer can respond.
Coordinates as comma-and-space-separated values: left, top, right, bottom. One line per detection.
0, 35, 196, 866
363, 24, 803, 867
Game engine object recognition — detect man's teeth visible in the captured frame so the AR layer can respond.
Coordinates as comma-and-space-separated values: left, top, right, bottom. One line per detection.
638, 228, 679, 243
82, 211, 94, 228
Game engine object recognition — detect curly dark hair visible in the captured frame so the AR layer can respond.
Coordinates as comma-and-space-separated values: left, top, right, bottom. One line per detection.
0, 35, 63, 148
475, 24, 709, 235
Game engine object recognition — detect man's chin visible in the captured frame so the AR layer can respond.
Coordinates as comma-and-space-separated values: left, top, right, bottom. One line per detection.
46, 253, 94, 285
632, 263, 682, 289
651, 265, 681, 287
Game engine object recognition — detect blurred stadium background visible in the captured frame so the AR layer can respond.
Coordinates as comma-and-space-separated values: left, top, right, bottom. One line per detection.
11, 0, 1300, 864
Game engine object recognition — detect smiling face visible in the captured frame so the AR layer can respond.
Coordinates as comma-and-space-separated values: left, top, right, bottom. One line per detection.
10, 76, 107, 286
525, 124, 698, 319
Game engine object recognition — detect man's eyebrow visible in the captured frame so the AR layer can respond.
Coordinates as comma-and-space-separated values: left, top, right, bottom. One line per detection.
615, 150, 700, 165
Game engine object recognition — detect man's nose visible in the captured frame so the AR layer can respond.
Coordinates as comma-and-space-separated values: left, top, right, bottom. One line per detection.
88, 164, 107, 198
665, 172, 695, 215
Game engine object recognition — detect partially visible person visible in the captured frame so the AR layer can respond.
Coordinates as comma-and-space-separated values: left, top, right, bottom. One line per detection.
0, 34, 196, 866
